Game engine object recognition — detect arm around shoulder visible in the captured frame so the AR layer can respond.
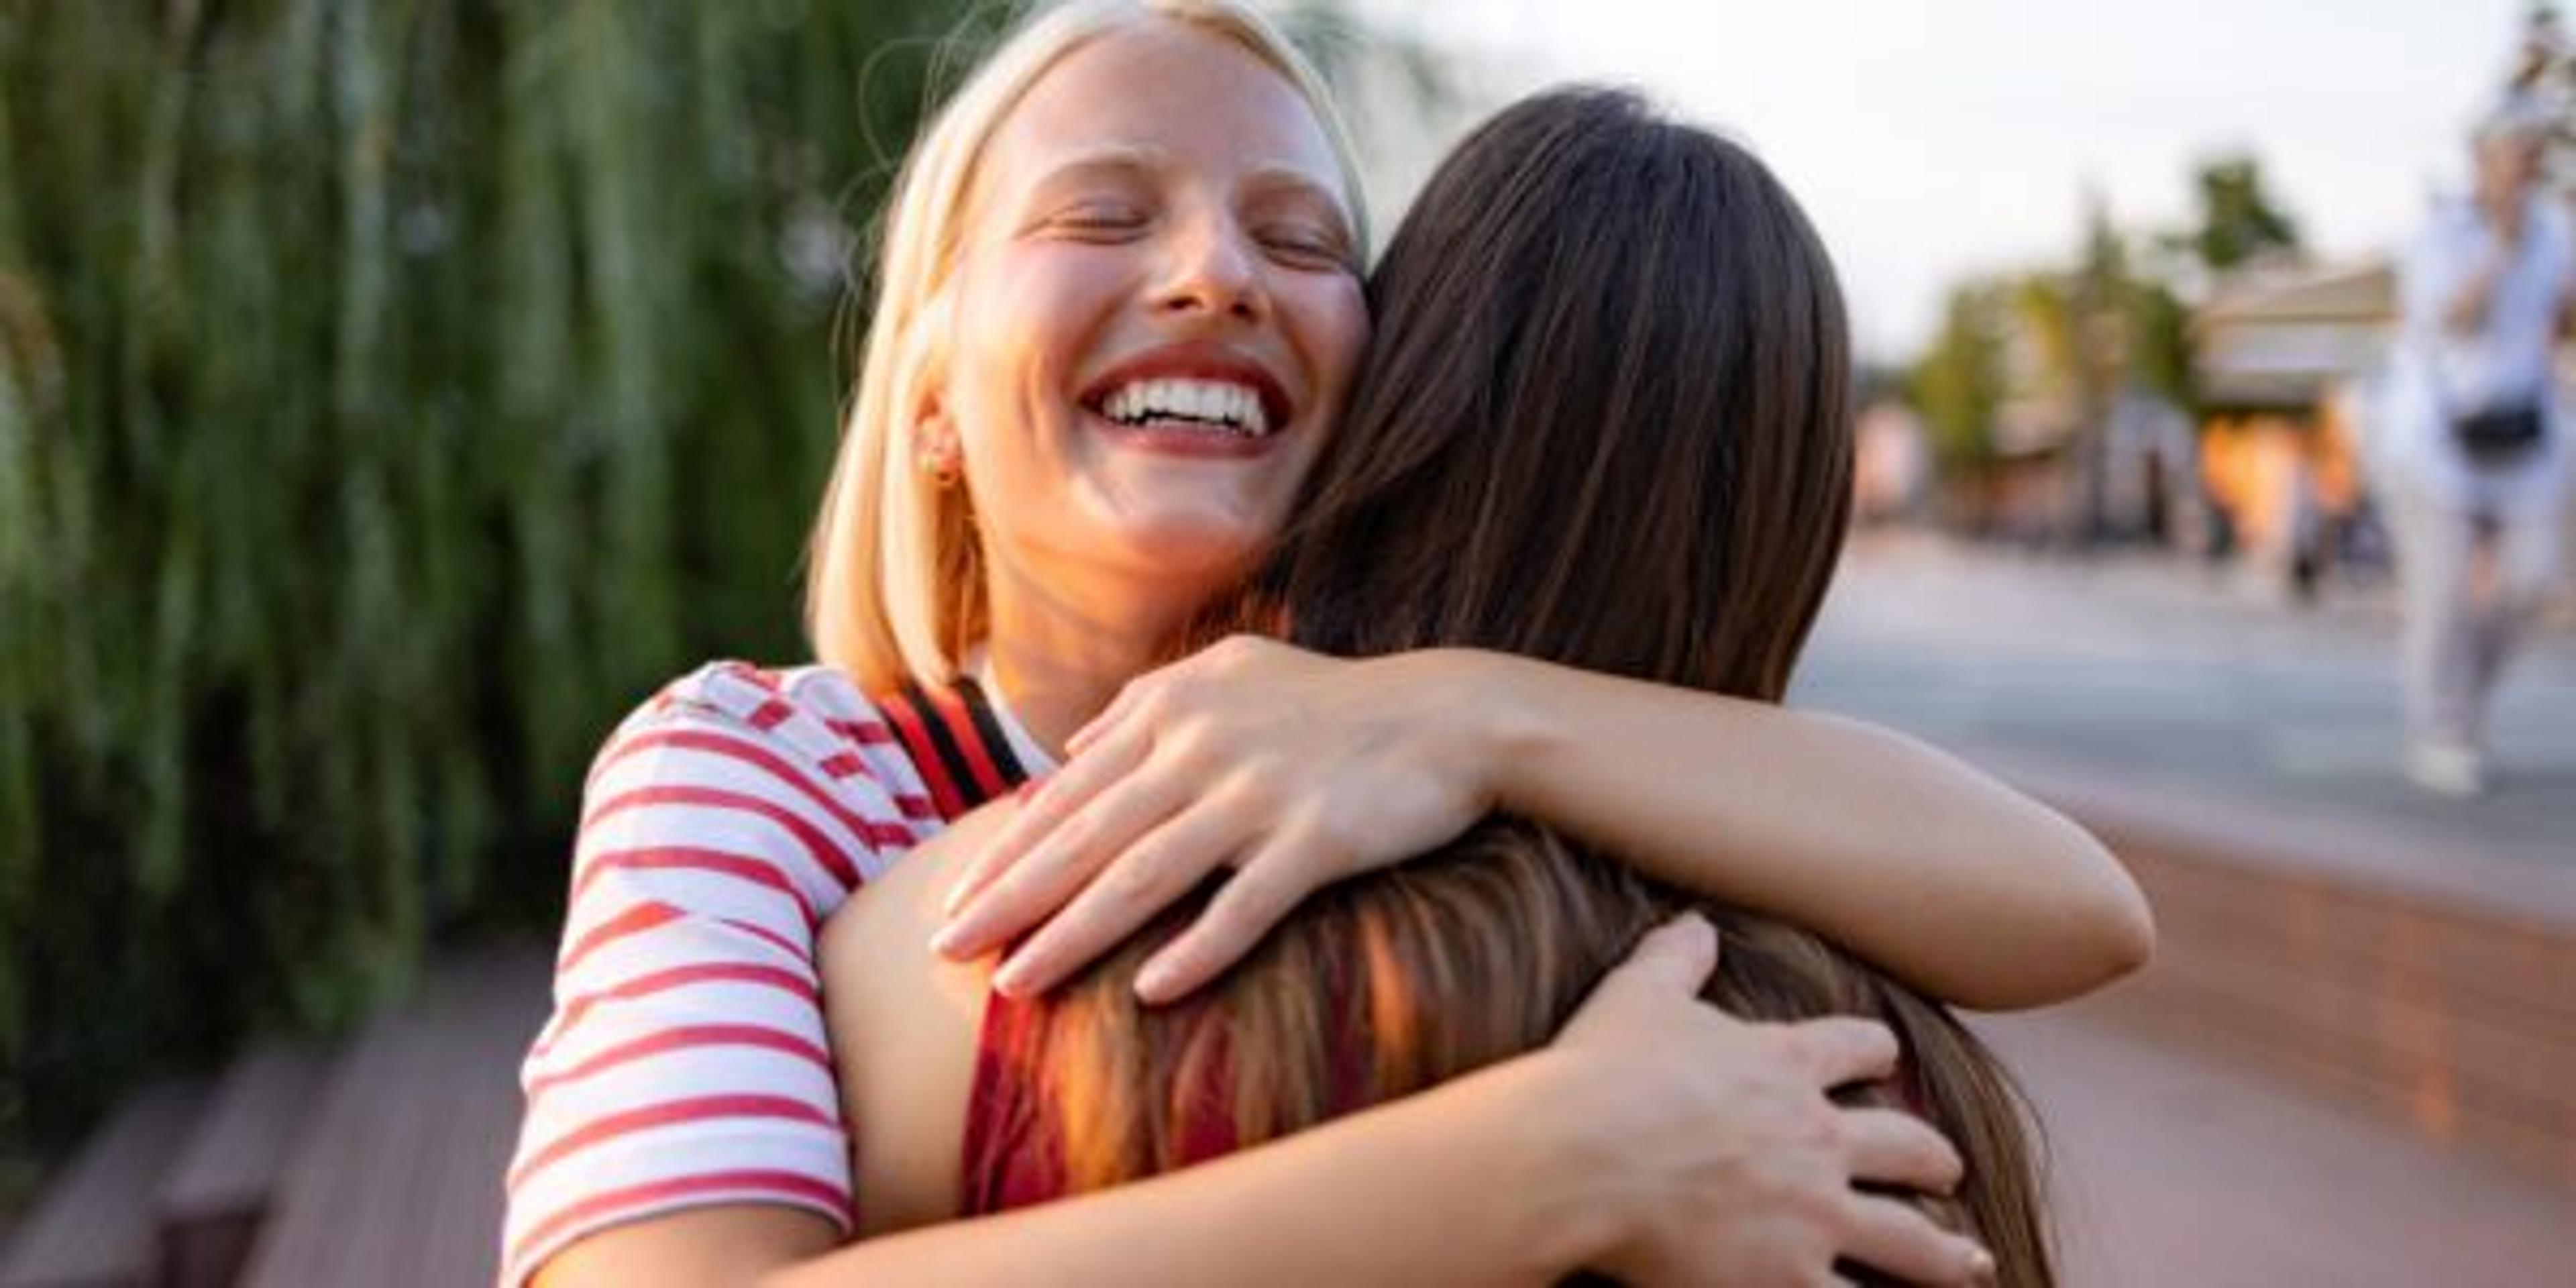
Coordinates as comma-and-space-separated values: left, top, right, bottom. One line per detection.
1454, 649, 2153, 1010
761, 1053, 1597, 1288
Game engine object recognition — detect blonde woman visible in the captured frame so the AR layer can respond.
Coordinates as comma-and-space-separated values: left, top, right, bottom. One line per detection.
508, 3, 2149, 1285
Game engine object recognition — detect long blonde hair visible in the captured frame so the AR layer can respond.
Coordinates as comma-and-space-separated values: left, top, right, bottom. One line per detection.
802, 0, 1366, 693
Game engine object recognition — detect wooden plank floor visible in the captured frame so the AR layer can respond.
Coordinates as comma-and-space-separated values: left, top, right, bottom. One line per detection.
239, 949, 547, 1288
158, 1041, 328, 1288
0, 1079, 207, 1288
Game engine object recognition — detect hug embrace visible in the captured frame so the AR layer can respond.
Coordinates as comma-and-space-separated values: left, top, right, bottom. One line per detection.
504, 3, 2153, 1285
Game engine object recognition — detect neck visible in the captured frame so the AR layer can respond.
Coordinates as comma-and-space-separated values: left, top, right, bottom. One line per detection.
980, 562, 1214, 757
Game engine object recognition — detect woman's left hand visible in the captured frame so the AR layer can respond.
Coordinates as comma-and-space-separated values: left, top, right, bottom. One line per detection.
932, 637, 1503, 1003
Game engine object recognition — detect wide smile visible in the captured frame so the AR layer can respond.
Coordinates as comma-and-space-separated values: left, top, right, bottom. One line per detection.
1077, 347, 1295, 459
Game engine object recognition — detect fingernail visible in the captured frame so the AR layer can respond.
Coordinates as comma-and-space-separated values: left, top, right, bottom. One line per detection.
993, 955, 1032, 998
1965, 1245, 1995, 1283
1132, 958, 1175, 1004
930, 920, 969, 958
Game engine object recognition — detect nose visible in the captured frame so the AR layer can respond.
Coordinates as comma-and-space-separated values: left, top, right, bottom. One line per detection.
1151, 209, 1268, 324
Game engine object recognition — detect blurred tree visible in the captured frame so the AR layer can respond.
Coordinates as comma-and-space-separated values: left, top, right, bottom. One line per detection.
1910, 282, 2008, 474
2065, 193, 2125, 542
0, 0, 981, 1165
2181, 154, 2303, 276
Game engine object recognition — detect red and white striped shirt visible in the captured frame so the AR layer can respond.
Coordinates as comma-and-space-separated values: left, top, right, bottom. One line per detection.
500, 661, 1048, 1285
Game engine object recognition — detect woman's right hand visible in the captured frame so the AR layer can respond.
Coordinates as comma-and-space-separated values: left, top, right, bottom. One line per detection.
1535, 916, 1995, 1287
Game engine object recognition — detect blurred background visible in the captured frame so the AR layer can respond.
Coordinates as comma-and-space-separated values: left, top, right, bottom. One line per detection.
0, 1, 2568, 1285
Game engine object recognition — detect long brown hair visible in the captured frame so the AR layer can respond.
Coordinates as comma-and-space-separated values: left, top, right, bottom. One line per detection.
1006, 88, 2051, 1284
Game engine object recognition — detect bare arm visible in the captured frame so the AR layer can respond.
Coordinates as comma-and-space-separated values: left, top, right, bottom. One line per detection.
941, 638, 2148, 1012
767, 1053, 1595, 1288
2445, 250, 2506, 335
532, 1209, 836, 1288
1466, 650, 2152, 1009
529, 1074, 1581, 1288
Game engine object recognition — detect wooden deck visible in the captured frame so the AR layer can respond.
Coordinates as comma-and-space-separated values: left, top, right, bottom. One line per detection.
0, 949, 546, 1288
241, 951, 545, 1288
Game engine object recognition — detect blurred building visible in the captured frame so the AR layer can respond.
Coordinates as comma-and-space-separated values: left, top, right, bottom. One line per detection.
1959, 296, 2197, 547
2193, 260, 2398, 594
1854, 399, 1931, 524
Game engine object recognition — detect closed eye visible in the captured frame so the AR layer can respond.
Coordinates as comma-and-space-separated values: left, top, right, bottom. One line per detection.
1257, 223, 1352, 270
1050, 204, 1149, 239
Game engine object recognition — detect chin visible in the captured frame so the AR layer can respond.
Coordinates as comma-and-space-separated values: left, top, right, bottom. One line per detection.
1101, 508, 1275, 580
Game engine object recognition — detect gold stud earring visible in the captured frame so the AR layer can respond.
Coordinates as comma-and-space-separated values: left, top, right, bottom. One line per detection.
920, 447, 962, 488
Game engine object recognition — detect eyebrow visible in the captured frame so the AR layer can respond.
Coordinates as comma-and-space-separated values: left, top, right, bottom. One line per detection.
1022, 146, 1163, 193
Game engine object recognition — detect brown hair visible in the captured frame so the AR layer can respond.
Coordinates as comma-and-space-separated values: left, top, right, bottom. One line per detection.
1006, 88, 2051, 1283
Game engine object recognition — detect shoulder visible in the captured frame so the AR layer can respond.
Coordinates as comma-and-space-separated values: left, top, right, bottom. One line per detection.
586, 661, 947, 886
625, 661, 902, 769
821, 799, 1022, 1234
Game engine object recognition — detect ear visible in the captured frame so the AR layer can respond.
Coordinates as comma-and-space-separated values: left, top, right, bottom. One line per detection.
908, 294, 964, 480
912, 387, 964, 483
922, 391, 968, 479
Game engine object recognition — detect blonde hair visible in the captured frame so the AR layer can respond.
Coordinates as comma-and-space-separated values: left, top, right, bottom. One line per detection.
803, 0, 1366, 693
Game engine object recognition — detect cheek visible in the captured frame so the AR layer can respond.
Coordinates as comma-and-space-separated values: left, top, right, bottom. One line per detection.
1299, 276, 1371, 405
946, 265, 1083, 439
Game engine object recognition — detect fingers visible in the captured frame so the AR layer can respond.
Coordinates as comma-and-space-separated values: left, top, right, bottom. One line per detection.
936, 747, 1187, 963
941, 722, 1148, 919
1840, 1107, 1965, 1196
988, 802, 1248, 998
1132, 831, 1323, 1004
1782, 1016, 1902, 1089
1065, 677, 1144, 758
1837, 1193, 1994, 1287
1584, 914, 1723, 1010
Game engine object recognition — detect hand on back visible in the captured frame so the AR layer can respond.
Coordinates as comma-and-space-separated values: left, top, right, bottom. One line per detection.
934, 636, 1496, 1000
1544, 916, 1996, 1287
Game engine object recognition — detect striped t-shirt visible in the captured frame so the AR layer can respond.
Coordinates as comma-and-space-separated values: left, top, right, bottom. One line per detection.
499, 660, 1047, 1285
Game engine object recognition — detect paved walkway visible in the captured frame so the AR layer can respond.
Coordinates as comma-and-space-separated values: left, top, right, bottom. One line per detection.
1801, 534, 2575, 1282
1795, 533, 2576, 925
1979, 1006, 2573, 1287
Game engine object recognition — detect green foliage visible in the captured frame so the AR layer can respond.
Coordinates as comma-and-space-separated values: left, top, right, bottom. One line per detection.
0, 0, 967, 1158
2182, 154, 2302, 275
1909, 282, 2008, 470
2124, 275, 2196, 411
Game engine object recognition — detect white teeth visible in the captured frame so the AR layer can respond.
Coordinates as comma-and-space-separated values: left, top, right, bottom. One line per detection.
1097, 377, 1272, 435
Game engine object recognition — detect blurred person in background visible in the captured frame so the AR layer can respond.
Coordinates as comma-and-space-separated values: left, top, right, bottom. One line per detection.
2502, 3, 2576, 214
2377, 105, 2574, 796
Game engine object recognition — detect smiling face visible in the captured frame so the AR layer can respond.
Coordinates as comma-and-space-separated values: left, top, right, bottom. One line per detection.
932, 19, 1368, 629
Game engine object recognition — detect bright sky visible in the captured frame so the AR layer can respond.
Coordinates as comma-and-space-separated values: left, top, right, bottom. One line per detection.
1352, 0, 2526, 362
